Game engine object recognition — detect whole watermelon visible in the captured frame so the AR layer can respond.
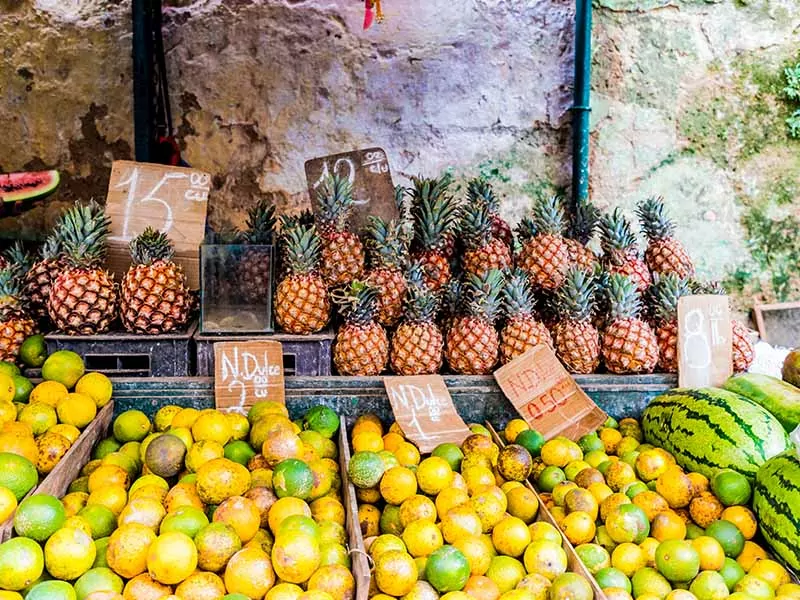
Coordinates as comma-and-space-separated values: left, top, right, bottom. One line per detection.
641, 388, 790, 481
753, 449, 800, 570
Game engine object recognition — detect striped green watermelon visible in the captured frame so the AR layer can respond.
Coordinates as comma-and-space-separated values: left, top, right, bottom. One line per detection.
753, 449, 800, 570
641, 388, 790, 481
722, 373, 800, 432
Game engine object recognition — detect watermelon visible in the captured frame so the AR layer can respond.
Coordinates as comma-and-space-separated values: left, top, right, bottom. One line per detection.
722, 373, 800, 432
641, 388, 790, 480
753, 449, 800, 570
0, 170, 60, 215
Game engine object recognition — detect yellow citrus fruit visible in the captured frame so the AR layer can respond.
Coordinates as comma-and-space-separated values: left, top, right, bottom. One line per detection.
357, 504, 380, 537
471, 489, 506, 532
268, 497, 311, 534
598, 428, 623, 454
374, 550, 418, 596
486, 555, 527, 593
170, 407, 200, 429
691, 536, 726, 571
56, 393, 97, 428
393, 441, 421, 467
122, 573, 172, 599
552, 481, 579, 507
651, 510, 687, 542
310, 496, 345, 527
436, 487, 470, 520
0, 374, 15, 405
18, 402, 57, 435
88, 485, 128, 516
504, 419, 530, 443
400, 495, 437, 528
416, 457, 454, 496
88, 464, 130, 493
186, 439, 225, 473
611, 542, 647, 577
541, 439, 583, 468
687, 472, 709, 495
688, 491, 723, 528
523, 540, 567, 581
118, 497, 167, 532
353, 414, 383, 436
453, 534, 495, 576
191, 412, 233, 446
632, 490, 669, 522
49, 424, 81, 444
61, 491, 88, 517
146, 531, 197, 584
748, 559, 790, 589
174, 571, 226, 599
224, 547, 276, 598
561, 511, 596, 546
152, 405, 182, 432
129, 474, 169, 495
352, 431, 384, 453
720, 506, 758, 540
565, 489, 599, 521
36, 431, 71, 474
462, 466, 496, 495
307, 564, 355, 600
0, 430, 38, 464
195, 457, 250, 505
227, 413, 250, 441
272, 532, 321, 584
639, 537, 660, 568
737, 541, 768, 571
75, 373, 113, 408
506, 486, 539, 524
44, 526, 96, 580
0, 486, 16, 522
382, 432, 404, 453
492, 516, 532, 557
213, 495, 261, 543
379, 466, 417, 505
656, 467, 694, 509
29, 381, 68, 407
266, 583, 304, 599
441, 504, 482, 544
402, 519, 444, 557
605, 461, 638, 492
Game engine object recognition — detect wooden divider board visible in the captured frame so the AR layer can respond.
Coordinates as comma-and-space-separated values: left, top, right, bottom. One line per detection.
338, 420, 370, 600
494, 344, 607, 440
384, 375, 471, 453
214, 340, 285, 412
678, 295, 732, 388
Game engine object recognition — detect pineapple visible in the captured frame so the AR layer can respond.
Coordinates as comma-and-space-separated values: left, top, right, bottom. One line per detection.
599, 208, 652, 293
438, 278, 463, 336
277, 210, 314, 279
410, 176, 460, 291
601, 273, 659, 374
48, 201, 118, 335
500, 268, 552, 364
315, 175, 364, 287
120, 227, 191, 334
566, 201, 600, 270
332, 281, 389, 376
364, 216, 408, 328
637, 196, 694, 279
275, 222, 331, 334
649, 272, 689, 373
445, 269, 504, 375
238, 198, 277, 304
517, 196, 570, 291
23, 234, 67, 322
390, 263, 443, 375
467, 178, 513, 249
0, 267, 36, 363
461, 202, 512, 278
552, 267, 601, 374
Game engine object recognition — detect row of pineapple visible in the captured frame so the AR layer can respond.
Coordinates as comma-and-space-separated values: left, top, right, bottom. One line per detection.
0, 201, 192, 362
275, 173, 754, 377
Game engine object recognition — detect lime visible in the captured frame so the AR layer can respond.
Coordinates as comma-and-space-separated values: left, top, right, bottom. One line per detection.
578, 433, 605, 454
0, 362, 20, 377
160, 506, 209, 538
719, 557, 746, 590
224, 440, 257, 466
19, 335, 47, 368
0, 537, 44, 591
431, 443, 464, 472
14, 494, 66, 542
575, 543, 611, 574
710, 470, 751, 506
24, 580, 75, 600
631, 568, 671, 599
705, 520, 745, 558
549, 572, 593, 600
595, 567, 632, 592
92, 537, 109, 568
655, 540, 700, 582
278, 515, 320, 539
0, 452, 38, 500
9, 376, 32, 404
303, 406, 340, 439
690, 570, 730, 600
77, 505, 117, 539
112, 410, 152, 443
516, 429, 546, 457
348, 451, 385, 489
42, 350, 85, 388
425, 545, 470, 593
538, 466, 566, 492
91, 438, 121, 461
272, 459, 314, 499
624, 482, 648, 499
73, 567, 123, 599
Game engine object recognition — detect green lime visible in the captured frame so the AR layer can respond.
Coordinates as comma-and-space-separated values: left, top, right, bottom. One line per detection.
223, 595, 250, 600
19, 335, 47, 368
92, 537, 110, 568
538, 466, 566, 492
595, 567, 631, 592
77, 504, 117, 539
348, 451, 385, 489
11, 375, 33, 403
73, 567, 123, 599
91, 438, 121, 461
690, 570, 730, 600
574, 543, 611, 574
624, 481, 649, 499
303, 406, 340, 439
272, 459, 314, 499
0, 361, 20, 377
0, 452, 38, 500
0, 537, 44, 591
278, 515, 320, 539
224, 440, 257, 466
425, 545, 470, 593
705, 520, 745, 558
112, 410, 152, 443
711, 469, 752, 506
686, 523, 705, 540
578, 433, 604, 454
431, 443, 464, 472
604, 417, 619, 429
655, 540, 700, 582
160, 506, 209, 538
25, 579, 75, 600
14, 494, 66, 542
516, 429, 546, 457
733, 574, 774, 599
631, 568, 671, 599
41, 350, 84, 388
719, 557, 746, 590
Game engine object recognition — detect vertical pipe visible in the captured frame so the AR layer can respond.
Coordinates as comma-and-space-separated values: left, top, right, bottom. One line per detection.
132, 0, 155, 162
571, 0, 592, 209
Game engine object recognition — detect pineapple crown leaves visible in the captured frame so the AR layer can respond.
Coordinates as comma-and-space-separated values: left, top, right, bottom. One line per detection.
636, 196, 676, 241
689, 278, 726, 295
412, 188, 461, 251
460, 202, 495, 249
279, 210, 315, 234
649, 272, 690, 322
463, 268, 505, 323
58, 199, 111, 268
503, 268, 536, 319
605, 272, 644, 320
38, 234, 63, 262
515, 216, 538, 244
409, 173, 454, 207
567, 201, 601, 244
243, 198, 277, 245
364, 216, 408, 271
331, 280, 381, 326
281, 222, 323, 275
555, 266, 597, 320
531, 195, 567, 236
403, 262, 440, 323
3, 242, 32, 275
0, 266, 24, 308
315, 175, 355, 233
466, 178, 501, 214
129, 227, 175, 265
599, 208, 639, 257
439, 277, 463, 320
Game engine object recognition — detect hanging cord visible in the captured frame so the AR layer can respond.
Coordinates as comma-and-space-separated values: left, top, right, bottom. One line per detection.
152, 0, 183, 166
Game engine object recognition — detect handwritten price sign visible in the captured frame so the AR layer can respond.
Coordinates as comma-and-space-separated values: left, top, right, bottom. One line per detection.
214, 340, 285, 412
305, 147, 398, 232
678, 295, 732, 388
384, 375, 471, 453
494, 344, 607, 440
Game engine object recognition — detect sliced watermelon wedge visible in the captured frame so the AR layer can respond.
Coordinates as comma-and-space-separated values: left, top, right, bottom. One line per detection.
0, 170, 60, 216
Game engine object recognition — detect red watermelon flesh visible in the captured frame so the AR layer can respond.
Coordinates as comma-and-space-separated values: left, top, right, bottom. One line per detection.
0, 170, 60, 203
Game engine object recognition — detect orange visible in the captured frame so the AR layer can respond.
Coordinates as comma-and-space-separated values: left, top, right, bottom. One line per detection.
0, 431, 38, 465
453, 534, 495, 576
441, 505, 482, 543
436, 487, 470, 520
221, 547, 275, 597
18, 402, 57, 435
163, 482, 204, 514
462, 466, 496, 495
352, 431, 384, 453
552, 481, 579, 507
352, 414, 383, 436
505, 486, 539, 524
639, 537, 660, 568
541, 439, 583, 468
687, 472, 709, 495
379, 466, 417, 505
688, 491, 724, 528
463, 574, 501, 600
374, 550, 417, 596
656, 467, 694, 508
357, 504, 381, 537
355, 486, 381, 504
196, 457, 251, 505
310, 496, 345, 526
382, 432, 404, 453
692, 536, 726, 571
185, 440, 224, 473
56, 393, 97, 428
191, 411, 233, 446
574, 543, 611, 574
611, 542, 647, 578
605, 461, 637, 492
369, 534, 406, 560
0, 487, 16, 524
49, 424, 81, 444
213, 495, 261, 543
651, 510, 687, 542
737, 541, 767, 571
88, 464, 130, 493
416, 457, 453, 495
529, 522, 562, 544
29, 381, 68, 407
268, 497, 311, 533
720, 505, 757, 540
44, 526, 96, 580
307, 564, 355, 599
266, 583, 304, 599
600, 493, 631, 522
118, 497, 166, 532
174, 571, 226, 600
634, 449, 671, 482
146, 531, 197, 584
471, 488, 506, 532
748, 559, 790, 589
523, 540, 567, 580
492, 516, 531, 558
393, 441, 421, 467
122, 573, 172, 600
504, 419, 530, 443
564, 488, 599, 520
598, 427, 623, 454
87, 485, 128, 517
560, 511, 596, 546
402, 519, 443, 557
632, 490, 669, 521
400, 495, 437, 528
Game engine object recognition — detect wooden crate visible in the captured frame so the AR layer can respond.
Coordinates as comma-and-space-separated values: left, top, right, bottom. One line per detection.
0, 401, 114, 541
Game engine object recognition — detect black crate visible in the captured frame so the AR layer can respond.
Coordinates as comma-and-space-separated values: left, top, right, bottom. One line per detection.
45, 322, 197, 377
194, 330, 333, 376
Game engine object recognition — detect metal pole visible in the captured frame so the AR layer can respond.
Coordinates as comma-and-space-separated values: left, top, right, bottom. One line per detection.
132, 0, 155, 162
571, 0, 592, 209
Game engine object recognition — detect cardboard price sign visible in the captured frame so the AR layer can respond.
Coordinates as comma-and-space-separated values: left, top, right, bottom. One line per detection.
214, 340, 285, 412
105, 160, 211, 288
305, 147, 398, 232
384, 375, 471, 453
494, 344, 607, 440
678, 295, 733, 388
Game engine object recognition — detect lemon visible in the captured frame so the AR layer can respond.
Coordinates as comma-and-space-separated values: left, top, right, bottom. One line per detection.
30, 381, 69, 408
56, 393, 97, 429
75, 373, 113, 408
0, 486, 17, 522
0, 402, 16, 426
0, 374, 14, 404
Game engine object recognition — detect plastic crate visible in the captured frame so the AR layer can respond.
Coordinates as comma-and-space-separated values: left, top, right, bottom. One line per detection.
194, 330, 334, 377
44, 322, 197, 377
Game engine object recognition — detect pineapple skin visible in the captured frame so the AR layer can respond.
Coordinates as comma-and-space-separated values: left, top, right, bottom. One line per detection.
499, 317, 553, 365
334, 322, 389, 376
463, 239, 512, 279
23, 257, 67, 321
518, 234, 570, 291
237, 249, 273, 305
366, 267, 407, 328
607, 258, 652, 293
646, 240, 695, 280
565, 239, 599, 271
321, 231, 364, 288
445, 316, 499, 375
553, 320, 601, 374
390, 321, 443, 376
275, 274, 330, 334
0, 314, 35, 363
48, 268, 117, 335
415, 250, 451, 292
601, 316, 659, 374
120, 260, 190, 334
732, 319, 754, 373
656, 320, 678, 373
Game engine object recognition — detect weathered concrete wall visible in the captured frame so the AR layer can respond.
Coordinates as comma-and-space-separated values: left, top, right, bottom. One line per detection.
1, 0, 799, 306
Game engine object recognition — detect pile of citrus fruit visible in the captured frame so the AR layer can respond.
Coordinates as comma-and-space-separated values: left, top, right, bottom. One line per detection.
347, 414, 596, 600
0, 350, 110, 520
512, 416, 800, 600
0, 400, 354, 600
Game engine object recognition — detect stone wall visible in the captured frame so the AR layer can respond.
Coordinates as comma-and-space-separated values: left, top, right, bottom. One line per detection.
1, 0, 799, 305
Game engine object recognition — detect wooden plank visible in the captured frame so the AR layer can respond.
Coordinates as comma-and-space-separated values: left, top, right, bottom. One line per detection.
339, 419, 370, 600
486, 422, 607, 600
0, 401, 114, 541
753, 302, 800, 348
